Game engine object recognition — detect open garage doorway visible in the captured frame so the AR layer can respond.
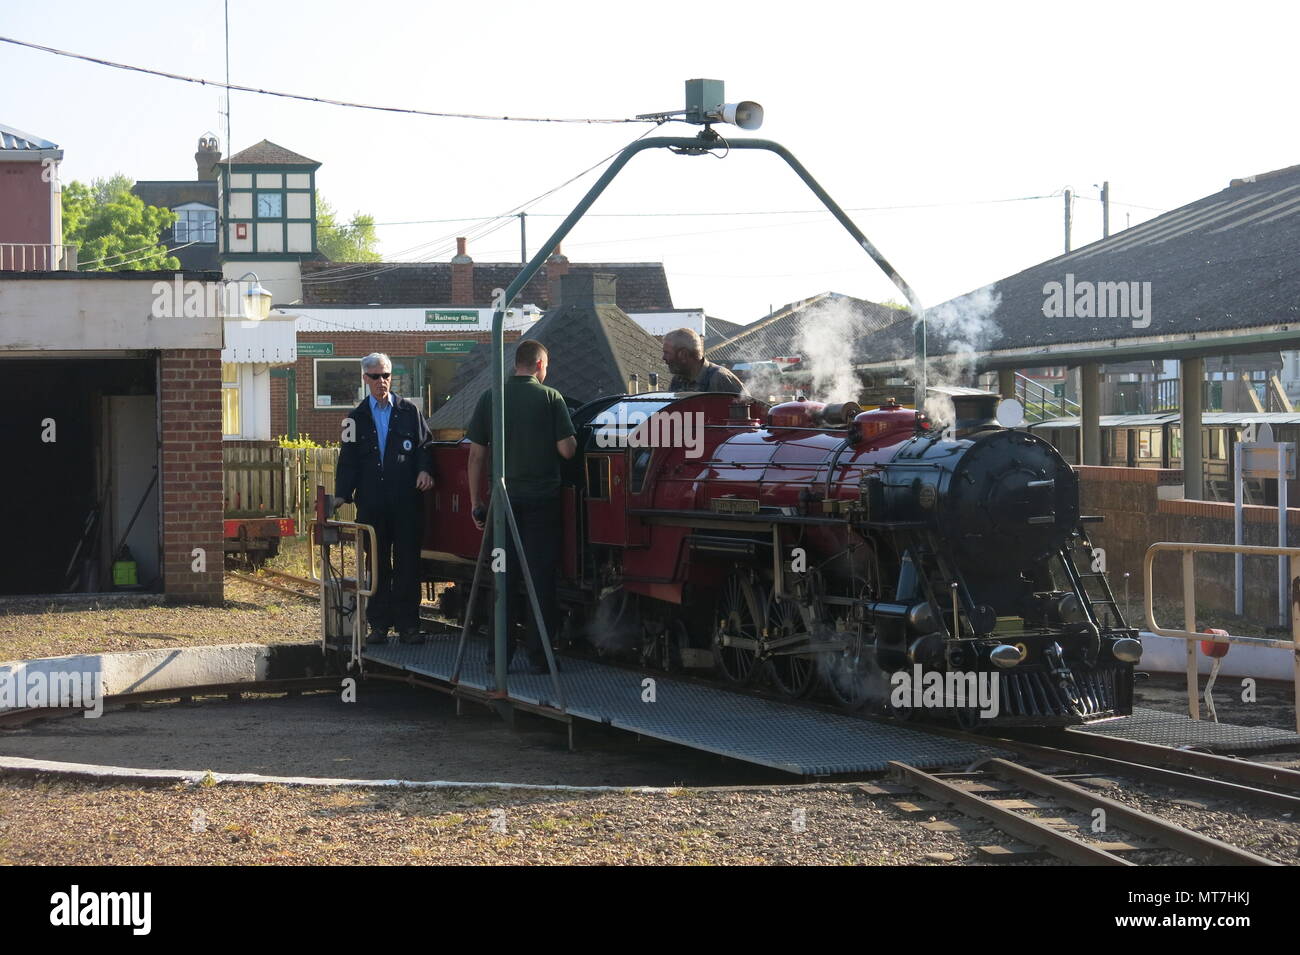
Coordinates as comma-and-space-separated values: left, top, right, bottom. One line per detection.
1, 356, 159, 596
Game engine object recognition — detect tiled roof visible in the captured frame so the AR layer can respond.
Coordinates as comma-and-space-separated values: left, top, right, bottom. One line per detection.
131, 181, 221, 270
224, 139, 319, 166
0, 123, 59, 153
857, 162, 1300, 366
132, 181, 218, 209
707, 292, 907, 363
299, 261, 673, 311
428, 276, 666, 431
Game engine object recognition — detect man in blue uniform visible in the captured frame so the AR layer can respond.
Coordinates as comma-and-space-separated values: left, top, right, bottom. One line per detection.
335, 353, 434, 644
466, 340, 576, 673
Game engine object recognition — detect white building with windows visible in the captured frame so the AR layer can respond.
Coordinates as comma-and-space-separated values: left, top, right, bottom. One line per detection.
136, 136, 326, 443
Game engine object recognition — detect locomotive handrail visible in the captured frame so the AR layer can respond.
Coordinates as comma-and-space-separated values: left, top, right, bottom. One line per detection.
309, 516, 378, 673
308, 519, 378, 598
1143, 541, 1300, 732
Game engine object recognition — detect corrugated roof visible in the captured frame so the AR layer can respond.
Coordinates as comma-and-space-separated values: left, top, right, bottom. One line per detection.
708, 293, 907, 363
703, 315, 746, 348
1031, 412, 1300, 429
858, 163, 1300, 366
0, 123, 59, 152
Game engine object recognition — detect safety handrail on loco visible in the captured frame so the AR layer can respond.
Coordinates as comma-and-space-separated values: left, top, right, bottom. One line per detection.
1143, 541, 1300, 732
310, 517, 378, 670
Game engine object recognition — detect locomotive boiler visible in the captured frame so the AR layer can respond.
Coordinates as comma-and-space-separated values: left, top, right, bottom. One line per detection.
420, 389, 1139, 728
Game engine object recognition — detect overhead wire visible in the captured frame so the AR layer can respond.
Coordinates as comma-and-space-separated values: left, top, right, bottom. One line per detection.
299, 121, 666, 286
0, 35, 649, 125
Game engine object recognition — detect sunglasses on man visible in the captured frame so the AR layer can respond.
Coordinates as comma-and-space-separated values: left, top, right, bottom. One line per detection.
365, 372, 392, 380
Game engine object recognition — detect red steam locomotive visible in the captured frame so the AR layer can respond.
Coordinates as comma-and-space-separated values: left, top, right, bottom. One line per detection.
419, 389, 1139, 727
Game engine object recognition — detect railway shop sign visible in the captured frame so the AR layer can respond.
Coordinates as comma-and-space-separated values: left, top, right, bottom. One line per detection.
425, 309, 479, 325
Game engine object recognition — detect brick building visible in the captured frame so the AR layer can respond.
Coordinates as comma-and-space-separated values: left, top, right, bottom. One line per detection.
278, 239, 677, 442
1, 273, 225, 604
270, 307, 537, 443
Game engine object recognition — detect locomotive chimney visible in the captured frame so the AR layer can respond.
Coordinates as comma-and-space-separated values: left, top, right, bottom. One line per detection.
950, 393, 1000, 438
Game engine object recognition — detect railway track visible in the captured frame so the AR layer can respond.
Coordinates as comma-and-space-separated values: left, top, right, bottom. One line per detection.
877, 759, 1281, 866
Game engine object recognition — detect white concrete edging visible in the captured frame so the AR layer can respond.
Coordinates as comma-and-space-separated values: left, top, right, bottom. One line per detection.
0, 643, 317, 715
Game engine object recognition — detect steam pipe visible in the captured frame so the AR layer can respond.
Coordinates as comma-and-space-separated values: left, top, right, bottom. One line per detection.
488, 133, 926, 694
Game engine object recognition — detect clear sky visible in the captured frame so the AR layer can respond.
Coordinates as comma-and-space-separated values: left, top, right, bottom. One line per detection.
3, 0, 1296, 323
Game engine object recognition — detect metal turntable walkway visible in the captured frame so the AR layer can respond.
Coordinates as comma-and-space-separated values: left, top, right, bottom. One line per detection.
1068, 706, 1300, 753
362, 635, 1005, 777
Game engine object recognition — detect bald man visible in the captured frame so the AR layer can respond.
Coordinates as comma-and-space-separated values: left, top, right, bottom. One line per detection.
661, 327, 746, 394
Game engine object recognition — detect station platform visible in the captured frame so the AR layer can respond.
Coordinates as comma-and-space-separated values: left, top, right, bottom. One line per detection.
361, 635, 1006, 777
1068, 706, 1300, 753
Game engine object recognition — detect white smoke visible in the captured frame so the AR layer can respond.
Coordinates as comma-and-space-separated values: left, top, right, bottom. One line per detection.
743, 363, 790, 404
918, 284, 1002, 426
793, 296, 871, 403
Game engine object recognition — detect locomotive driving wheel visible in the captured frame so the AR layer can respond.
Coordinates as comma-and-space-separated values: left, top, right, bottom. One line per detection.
766, 594, 817, 699
821, 563, 881, 710
821, 633, 873, 710
712, 571, 765, 685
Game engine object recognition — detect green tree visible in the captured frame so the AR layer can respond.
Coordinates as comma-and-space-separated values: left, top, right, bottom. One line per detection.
62, 174, 180, 270
316, 191, 381, 262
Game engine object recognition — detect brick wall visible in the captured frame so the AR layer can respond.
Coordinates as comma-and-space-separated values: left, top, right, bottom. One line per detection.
1076, 465, 1300, 622
160, 349, 224, 605
291, 330, 521, 443
270, 374, 287, 439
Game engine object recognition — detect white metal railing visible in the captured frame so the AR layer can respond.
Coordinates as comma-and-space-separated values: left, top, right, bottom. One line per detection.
1015, 372, 1080, 423
0, 243, 78, 271
1144, 541, 1300, 732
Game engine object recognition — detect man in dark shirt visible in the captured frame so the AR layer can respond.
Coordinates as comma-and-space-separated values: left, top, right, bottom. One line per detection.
466, 340, 577, 673
334, 353, 434, 645
662, 327, 746, 393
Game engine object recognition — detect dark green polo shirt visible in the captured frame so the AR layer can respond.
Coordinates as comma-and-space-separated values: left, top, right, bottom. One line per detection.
467, 375, 576, 500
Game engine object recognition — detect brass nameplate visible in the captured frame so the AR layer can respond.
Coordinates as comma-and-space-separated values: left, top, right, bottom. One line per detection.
711, 497, 760, 514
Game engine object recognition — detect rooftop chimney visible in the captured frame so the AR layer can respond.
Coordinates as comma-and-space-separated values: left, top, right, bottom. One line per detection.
545, 244, 570, 309
557, 271, 617, 308
451, 236, 474, 305
195, 134, 222, 181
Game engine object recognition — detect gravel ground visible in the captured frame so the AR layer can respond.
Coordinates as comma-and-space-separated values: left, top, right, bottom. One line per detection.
0, 778, 1043, 866
0, 577, 315, 663
1082, 775, 1300, 865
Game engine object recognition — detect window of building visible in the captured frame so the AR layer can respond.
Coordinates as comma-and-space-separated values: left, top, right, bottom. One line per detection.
174, 205, 217, 243
314, 359, 364, 409
1137, 428, 1163, 460
221, 362, 241, 436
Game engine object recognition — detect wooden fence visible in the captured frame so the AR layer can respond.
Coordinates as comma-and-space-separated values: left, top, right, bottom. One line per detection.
223, 446, 350, 533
